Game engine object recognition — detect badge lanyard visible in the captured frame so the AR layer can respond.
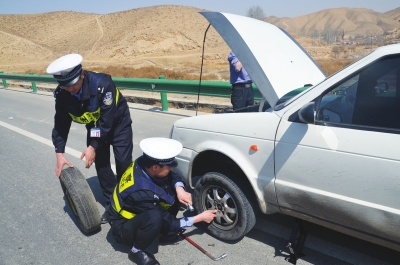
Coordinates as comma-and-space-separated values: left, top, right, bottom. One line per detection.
90, 122, 101, 138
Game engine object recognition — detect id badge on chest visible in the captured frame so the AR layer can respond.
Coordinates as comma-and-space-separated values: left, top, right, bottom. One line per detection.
90, 127, 101, 138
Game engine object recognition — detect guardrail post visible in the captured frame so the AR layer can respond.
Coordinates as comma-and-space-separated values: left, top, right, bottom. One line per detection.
29, 72, 37, 93
0, 72, 7, 88
159, 75, 168, 111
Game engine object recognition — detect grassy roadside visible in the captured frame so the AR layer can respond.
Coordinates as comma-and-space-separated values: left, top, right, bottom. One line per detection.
87, 60, 354, 80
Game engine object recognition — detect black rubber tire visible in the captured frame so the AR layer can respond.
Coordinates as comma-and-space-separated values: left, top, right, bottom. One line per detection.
193, 172, 256, 241
59, 167, 101, 233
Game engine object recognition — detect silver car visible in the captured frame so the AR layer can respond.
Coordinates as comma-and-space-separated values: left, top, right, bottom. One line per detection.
171, 12, 400, 252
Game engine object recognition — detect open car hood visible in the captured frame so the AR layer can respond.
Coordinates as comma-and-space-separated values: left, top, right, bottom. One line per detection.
201, 12, 326, 108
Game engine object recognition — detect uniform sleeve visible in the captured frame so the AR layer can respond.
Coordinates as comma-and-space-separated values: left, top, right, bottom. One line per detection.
89, 75, 118, 149
231, 56, 239, 67
170, 171, 185, 189
162, 209, 182, 233
228, 51, 238, 65
52, 88, 72, 153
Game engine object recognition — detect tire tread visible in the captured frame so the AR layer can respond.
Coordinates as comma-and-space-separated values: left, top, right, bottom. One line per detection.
60, 167, 101, 233
194, 172, 256, 241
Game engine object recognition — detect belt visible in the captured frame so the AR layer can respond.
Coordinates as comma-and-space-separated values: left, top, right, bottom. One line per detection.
232, 83, 252, 88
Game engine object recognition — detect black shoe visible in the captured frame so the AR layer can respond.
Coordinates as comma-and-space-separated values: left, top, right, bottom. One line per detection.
101, 211, 109, 224
128, 250, 160, 265
159, 232, 178, 243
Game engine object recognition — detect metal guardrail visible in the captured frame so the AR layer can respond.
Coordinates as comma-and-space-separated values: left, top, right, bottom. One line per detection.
0, 72, 262, 111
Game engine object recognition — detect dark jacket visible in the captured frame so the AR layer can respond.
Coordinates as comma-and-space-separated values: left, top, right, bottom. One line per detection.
52, 70, 131, 152
109, 156, 183, 233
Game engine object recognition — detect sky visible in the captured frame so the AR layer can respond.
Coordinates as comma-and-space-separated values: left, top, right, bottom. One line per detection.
1, 0, 399, 18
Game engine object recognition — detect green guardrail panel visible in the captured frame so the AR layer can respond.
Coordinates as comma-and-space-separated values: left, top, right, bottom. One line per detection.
0, 73, 58, 84
29, 72, 37, 93
0, 72, 262, 100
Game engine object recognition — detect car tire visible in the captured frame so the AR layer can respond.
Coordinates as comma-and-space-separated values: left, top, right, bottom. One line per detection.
59, 167, 101, 234
193, 172, 256, 241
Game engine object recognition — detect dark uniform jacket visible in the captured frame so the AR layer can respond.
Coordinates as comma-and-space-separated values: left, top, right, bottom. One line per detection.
52, 70, 131, 152
109, 156, 183, 233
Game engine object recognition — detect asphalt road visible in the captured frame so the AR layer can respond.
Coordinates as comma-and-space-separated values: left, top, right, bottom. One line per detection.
0, 88, 398, 265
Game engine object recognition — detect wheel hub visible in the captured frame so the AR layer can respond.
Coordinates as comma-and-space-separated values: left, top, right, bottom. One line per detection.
202, 185, 238, 230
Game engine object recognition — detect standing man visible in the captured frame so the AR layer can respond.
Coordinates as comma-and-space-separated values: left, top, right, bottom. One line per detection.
228, 51, 254, 110
109, 137, 217, 265
47, 53, 133, 224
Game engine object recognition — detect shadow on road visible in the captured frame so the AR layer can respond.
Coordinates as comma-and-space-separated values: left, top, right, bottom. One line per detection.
86, 175, 106, 208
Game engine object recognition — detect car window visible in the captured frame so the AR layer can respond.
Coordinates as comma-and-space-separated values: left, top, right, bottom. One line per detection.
316, 55, 400, 130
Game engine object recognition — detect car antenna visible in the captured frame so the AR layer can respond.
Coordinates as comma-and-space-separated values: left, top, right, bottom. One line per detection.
196, 23, 211, 116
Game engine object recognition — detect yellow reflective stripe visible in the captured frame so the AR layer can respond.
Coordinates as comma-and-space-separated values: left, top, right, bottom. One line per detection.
111, 186, 137, 219
116, 88, 120, 105
69, 108, 101, 124
111, 161, 137, 219
112, 186, 121, 212
119, 162, 134, 192
69, 87, 118, 124
159, 201, 171, 210
119, 209, 136, 219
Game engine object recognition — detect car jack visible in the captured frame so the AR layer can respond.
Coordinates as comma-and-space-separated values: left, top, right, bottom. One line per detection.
286, 218, 307, 264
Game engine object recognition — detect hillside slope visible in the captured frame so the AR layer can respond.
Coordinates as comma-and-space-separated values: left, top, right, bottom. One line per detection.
264, 8, 400, 37
1, 5, 399, 76
385, 7, 400, 21
0, 5, 230, 74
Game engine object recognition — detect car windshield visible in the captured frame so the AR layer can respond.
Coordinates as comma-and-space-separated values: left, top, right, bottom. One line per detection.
273, 54, 372, 111
274, 86, 311, 111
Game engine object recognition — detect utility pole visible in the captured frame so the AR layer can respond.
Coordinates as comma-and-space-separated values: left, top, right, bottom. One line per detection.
370, 34, 372, 50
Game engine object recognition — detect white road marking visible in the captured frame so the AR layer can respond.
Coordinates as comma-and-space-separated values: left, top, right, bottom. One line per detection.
0, 120, 116, 172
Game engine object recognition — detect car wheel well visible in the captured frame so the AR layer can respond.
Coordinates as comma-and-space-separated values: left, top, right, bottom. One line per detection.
192, 150, 260, 214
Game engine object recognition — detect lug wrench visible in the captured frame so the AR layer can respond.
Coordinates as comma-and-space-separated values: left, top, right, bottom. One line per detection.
178, 231, 227, 261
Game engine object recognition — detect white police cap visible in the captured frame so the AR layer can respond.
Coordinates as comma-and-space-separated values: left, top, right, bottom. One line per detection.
46, 54, 83, 86
140, 137, 183, 167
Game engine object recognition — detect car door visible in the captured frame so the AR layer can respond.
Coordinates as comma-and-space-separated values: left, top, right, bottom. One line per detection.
274, 54, 400, 246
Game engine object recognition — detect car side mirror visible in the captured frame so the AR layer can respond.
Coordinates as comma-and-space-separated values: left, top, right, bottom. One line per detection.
316, 108, 342, 123
298, 102, 315, 124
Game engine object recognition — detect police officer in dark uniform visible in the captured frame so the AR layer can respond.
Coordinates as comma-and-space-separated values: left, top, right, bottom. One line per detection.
47, 54, 133, 224
109, 137, 216, 265
228, 51, 254, 110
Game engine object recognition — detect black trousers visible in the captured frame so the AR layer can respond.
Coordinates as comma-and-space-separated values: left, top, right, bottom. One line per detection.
89, 120, 133, 210
110, 201, 180, 254
231, 83, 254, 110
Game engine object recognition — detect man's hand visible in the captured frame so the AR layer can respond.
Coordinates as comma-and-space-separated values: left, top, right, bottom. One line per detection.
80, 145, 96, 168
235, 61, 243, 72
194, 210, 217, 224
176, 186, 192, 206
55, 153, 73, 178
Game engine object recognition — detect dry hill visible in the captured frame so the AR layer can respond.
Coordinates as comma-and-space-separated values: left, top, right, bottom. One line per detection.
1, 5, 400, 78
385, 7, 400, 21
264, 8, 400, 40
0, 5, 230, 76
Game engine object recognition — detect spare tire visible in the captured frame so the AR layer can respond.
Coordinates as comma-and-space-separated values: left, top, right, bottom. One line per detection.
60, 167, 101, 233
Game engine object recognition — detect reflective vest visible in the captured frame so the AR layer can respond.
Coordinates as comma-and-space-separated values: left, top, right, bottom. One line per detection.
68, 72, 120, 124
111, 160, 176, 220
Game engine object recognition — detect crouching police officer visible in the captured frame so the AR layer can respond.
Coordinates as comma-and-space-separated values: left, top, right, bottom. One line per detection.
109, 138, 216, 265
47, 54, 133, 224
